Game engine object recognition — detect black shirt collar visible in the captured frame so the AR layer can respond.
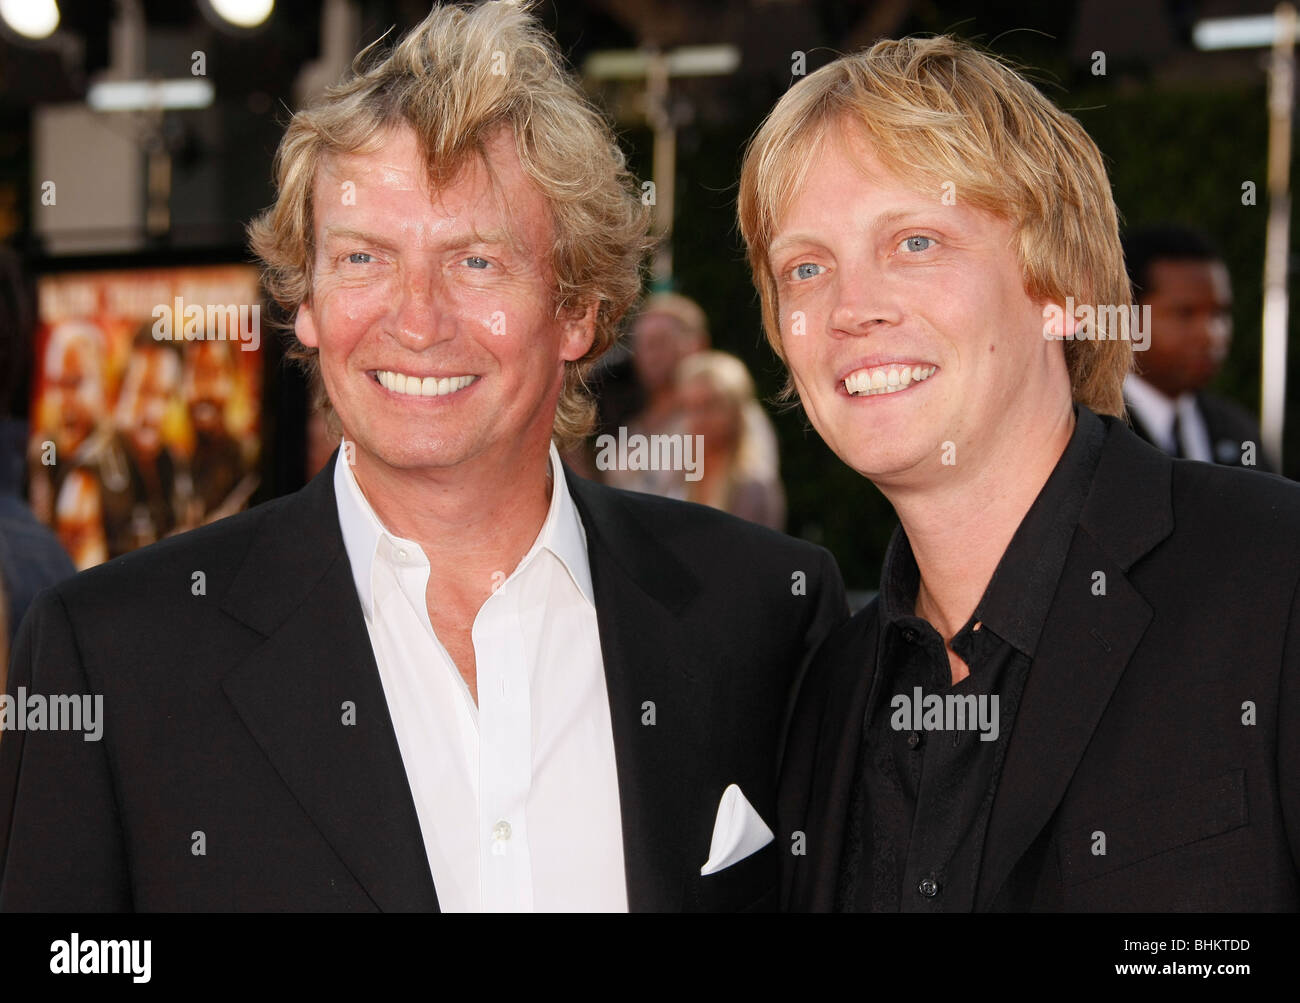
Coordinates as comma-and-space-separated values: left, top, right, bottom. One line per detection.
879, 404, 1107, 658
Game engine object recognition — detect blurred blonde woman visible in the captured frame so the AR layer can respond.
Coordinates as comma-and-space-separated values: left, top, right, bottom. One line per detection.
676, 351, 786, 531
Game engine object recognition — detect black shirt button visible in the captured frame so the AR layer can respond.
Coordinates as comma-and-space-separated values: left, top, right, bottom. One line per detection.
906, 731, 921, 749
901, 627, 919, 643
918, 877, 940, 898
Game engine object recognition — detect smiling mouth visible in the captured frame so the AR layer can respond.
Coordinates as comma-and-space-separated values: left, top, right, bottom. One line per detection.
844, 364, 936, 397
372, 370, 478, 398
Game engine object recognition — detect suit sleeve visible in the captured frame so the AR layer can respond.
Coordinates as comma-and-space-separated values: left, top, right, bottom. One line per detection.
1279, 568, 1300, 878
0, 589, 133, 910
775, 545, 847, 788
807, 545, 849, 655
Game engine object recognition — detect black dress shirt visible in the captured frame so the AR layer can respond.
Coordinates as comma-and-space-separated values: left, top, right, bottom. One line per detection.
836, 406, 1107, 911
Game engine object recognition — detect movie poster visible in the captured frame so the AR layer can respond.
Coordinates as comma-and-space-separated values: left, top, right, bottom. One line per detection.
28, 265, 263, 570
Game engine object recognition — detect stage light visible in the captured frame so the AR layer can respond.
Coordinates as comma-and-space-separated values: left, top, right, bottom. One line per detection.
1193, 14, 1291, 50
206, 0, 274, 30
0, 0, 60, 40
87, 79, 215, 112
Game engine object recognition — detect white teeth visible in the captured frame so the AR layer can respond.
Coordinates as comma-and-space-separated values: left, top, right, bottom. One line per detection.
843, 365, 936, 397
375, 371, 477, 397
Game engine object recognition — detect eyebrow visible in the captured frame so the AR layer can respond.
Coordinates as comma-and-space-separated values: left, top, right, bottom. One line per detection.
770, 207, 951, 257
320, 225, 519, 251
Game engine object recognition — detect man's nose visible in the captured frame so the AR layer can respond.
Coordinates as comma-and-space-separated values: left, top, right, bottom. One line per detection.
388, 268, 453, 349
828, 262, 902, 336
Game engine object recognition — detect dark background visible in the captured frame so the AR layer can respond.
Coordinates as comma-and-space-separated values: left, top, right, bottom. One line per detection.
2, 0, 1295, 590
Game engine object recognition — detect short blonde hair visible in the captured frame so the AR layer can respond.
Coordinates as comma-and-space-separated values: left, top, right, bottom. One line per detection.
248, 0, 651, 448
737, 34, 1132, 416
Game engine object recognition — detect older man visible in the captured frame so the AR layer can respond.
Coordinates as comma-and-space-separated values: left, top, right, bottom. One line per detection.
0, 1, 845, 912
739, 36, 1300, 911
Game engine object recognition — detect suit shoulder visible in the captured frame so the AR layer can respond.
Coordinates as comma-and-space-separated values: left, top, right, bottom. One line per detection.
816, 596, 880, 663
586, 480, 827, 558
1170, 458, 1300, 535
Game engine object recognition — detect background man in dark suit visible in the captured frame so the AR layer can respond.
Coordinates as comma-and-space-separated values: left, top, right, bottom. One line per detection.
1121, 224, 1274, 472
0, 1, 845, 912
738, 35, 1299, 911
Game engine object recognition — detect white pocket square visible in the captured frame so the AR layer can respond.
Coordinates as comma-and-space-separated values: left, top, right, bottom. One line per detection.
700, 783, 775, 875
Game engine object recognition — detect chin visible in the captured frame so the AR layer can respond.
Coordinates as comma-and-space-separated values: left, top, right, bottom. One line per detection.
832, 436, 929, 481
387, 431, 485, 470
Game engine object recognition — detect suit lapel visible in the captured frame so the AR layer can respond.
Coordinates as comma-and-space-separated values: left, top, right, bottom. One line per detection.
975, 532, 1152, 908
976, 419, 1173, 909
219, 455, 439, 912
566, 470, 708, 912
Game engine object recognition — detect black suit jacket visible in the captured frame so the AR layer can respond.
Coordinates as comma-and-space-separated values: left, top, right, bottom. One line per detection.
0, 457, 846, 911
1125, 390, 1276, 473
780, 416, 1300, 911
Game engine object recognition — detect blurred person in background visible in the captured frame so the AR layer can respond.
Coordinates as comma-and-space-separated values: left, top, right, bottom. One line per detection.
605, 292, 780, 496
603, 292, 708, 496
55, 325, 190, 566
677, 350, 785, 530
1121, 224, 1273, 472
26, 319, 108, 529
0, 247, 75, 661
183, 339, 258, 523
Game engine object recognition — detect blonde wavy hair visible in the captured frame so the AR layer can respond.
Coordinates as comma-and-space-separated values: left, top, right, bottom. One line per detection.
247, 0, 651, 448
738, 34, 1132, 416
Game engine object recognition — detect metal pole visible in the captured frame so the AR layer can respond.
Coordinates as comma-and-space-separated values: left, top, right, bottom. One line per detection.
646, 50, 675, 287
1261, 2, 1294, 469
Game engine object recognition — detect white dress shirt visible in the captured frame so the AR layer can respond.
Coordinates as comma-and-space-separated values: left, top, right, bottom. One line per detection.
334, 443, 628, 912
1124, 373, 1212, 462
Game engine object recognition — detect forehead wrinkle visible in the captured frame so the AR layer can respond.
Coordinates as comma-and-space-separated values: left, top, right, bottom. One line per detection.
314, 126, 550, 278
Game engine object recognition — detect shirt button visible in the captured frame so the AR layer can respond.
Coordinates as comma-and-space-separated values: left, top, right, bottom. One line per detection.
492, 820, 512, 842
901, 627, 919, 643
396, 548, 408, 561
918, 877, 940, 898
906, 731, 921, 749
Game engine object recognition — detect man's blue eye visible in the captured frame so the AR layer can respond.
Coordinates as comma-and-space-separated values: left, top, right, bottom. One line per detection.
793, 262, 822, 280
464, 256, 490, 269
902, 236, 933, 252
347, 252, 372, 264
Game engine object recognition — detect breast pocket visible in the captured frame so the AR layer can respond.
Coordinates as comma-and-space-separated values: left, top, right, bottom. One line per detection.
697, 840, 780, 913
1056, 769, 1248, 886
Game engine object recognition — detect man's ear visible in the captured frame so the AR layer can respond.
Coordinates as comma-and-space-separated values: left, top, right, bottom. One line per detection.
295, 301, 320, 349
1039, 297, 1080, 342
559, 299, 598, 363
